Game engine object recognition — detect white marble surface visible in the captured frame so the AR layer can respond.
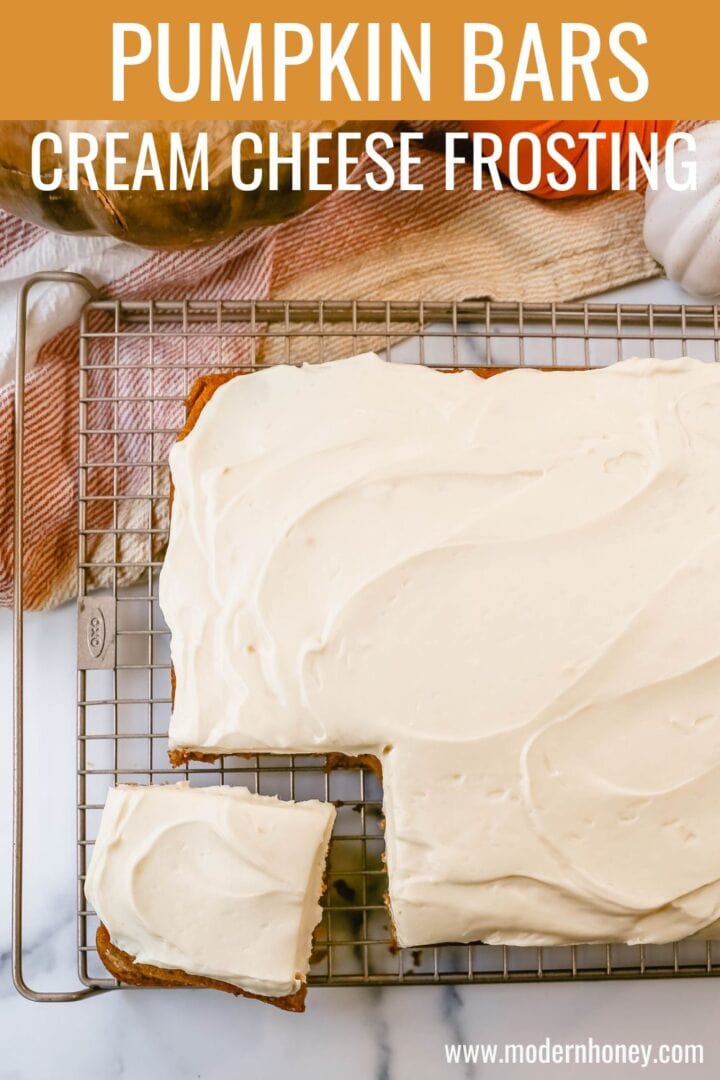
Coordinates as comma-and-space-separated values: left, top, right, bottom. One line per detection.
4, 276, 720, 1080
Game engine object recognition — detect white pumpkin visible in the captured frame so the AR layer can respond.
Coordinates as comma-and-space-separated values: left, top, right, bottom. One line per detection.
644, 122, 720, 299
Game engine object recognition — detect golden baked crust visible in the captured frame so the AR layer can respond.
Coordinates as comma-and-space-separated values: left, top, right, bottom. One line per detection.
95, 924, 307, 1011
325, 752, 383, 780
167, 746, 386, 777
179, 371, 244, 442
167, 746, 218, 767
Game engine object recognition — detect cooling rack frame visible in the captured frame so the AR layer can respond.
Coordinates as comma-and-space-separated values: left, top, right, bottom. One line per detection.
12, 270, 720, 1000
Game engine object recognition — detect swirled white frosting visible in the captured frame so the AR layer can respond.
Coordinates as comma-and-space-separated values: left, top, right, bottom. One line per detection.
160, 353, 720, 947
85, 783, 335, 995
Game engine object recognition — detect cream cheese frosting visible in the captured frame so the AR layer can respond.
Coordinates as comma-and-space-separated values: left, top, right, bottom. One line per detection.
160, 353, 720, 947
85, 783, 335, 996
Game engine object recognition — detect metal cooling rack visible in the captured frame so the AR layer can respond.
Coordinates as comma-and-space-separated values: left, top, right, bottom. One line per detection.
12, 271, 720, 1001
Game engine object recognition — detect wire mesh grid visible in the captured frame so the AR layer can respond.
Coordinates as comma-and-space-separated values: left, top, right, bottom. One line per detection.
74, 296, 720, 990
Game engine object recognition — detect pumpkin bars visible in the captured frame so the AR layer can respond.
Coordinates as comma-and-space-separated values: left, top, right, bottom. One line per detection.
160, 353, 720, 948
85, 783, 335, 1009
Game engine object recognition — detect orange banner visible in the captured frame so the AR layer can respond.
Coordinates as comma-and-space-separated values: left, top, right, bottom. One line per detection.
0, 2, 715, 120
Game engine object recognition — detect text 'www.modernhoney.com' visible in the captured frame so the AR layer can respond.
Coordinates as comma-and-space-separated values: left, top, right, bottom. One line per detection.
444, 1038, 704, 1068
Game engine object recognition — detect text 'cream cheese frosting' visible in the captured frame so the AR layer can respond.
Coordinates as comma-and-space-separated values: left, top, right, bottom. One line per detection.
85, 783, 335, 996
160, 353, 720, 948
